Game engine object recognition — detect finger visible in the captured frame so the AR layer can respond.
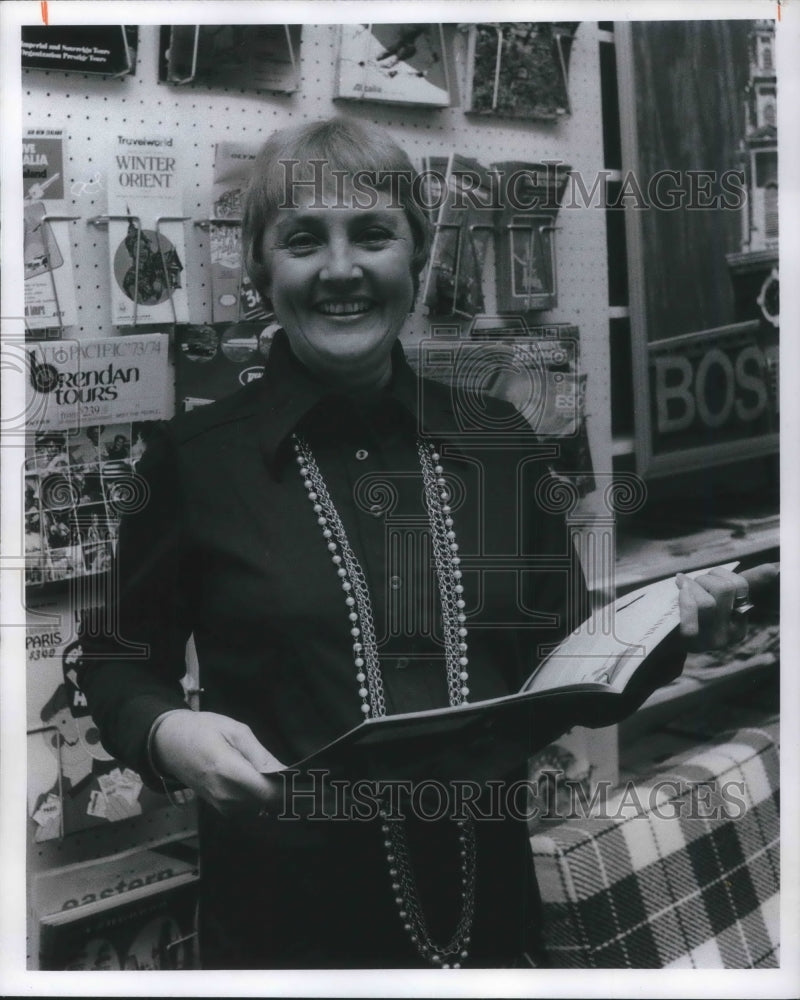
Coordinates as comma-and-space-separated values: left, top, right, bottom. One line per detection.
700, 568, 748, 606
687, 571, 744, 638
226, 723, 286, 774
161, 714, 283, 811
204, 748, 283, 812
224, 757, 282, 804
741, 562, 780, 596
678, 579, 700, 636
678, 577, 716, 638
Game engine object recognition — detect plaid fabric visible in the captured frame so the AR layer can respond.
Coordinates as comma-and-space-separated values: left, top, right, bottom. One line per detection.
529, 727, 779, 968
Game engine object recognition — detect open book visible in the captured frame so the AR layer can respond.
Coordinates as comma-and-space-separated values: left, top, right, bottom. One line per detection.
267, 563, 738, 782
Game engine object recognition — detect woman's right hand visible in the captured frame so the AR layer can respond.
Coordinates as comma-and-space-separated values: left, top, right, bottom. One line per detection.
152, 710, 286, 816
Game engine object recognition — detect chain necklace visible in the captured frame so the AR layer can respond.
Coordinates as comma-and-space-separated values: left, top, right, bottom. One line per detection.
293, 434, 476, 968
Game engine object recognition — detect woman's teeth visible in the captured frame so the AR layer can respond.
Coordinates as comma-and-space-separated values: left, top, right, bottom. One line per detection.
317, 300, 372, 316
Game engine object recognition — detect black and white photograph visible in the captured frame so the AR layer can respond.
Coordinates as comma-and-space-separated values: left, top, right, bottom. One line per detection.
21, 421, 154, 589
0, 1, 797, 997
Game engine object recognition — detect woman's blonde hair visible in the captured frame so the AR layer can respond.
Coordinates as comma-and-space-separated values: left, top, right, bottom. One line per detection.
242, 117, 432, 304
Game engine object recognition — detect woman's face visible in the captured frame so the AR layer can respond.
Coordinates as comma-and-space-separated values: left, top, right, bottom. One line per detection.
260, 184, 416, 387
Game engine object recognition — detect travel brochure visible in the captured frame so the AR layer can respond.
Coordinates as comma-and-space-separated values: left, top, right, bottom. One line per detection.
422, 154, 496, 318
22, 26, 138, 77
159, 24, 301, 94
335, 24, 452, 107
23, 128, 77, 331
465, 22, 578, 121
106, 134, 188, 326
24, 334, 171, 587
38, 877, 198, 969
24, 420, 152, 588
209, 141, 273, 325
25, 333, 171, 431
264, 565, 737, 783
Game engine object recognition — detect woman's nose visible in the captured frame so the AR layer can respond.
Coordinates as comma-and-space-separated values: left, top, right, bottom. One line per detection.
320, 239, 363, 282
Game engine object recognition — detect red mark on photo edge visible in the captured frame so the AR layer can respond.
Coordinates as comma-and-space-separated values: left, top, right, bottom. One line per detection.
776, 2, 781, 21
41, 1, 49, 25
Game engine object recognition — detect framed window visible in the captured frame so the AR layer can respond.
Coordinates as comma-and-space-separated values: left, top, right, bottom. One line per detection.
615, 20, 779, 477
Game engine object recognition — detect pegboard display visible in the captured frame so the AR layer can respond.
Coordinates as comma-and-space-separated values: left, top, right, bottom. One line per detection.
22, 22, 613, 470
22, 20, 615, 961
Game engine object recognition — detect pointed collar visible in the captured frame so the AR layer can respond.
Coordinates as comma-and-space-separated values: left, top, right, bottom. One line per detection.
255, 330, 458, 478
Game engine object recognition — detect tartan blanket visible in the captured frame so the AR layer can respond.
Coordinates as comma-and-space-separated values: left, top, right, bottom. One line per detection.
529, 727, 779, 968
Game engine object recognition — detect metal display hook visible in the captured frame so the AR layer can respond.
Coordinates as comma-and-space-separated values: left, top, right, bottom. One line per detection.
192, 218, 240, 232
428, 220, 496, 318
28, 213, 81, 338
88, 213, 145, 325
506, 219, 560, 311
109, 26, 136, 80
155, 215, 191, 327
88, 213, 189, 326
168, 25, 201, 86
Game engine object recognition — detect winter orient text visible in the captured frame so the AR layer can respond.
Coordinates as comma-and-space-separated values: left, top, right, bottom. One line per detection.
115, 155, 176, 189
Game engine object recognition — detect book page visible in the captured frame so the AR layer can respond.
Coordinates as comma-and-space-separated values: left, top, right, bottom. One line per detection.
522, 562, 739, 695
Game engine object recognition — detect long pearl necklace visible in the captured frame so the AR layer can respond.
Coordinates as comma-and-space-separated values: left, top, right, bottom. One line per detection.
293, 434, 476, 968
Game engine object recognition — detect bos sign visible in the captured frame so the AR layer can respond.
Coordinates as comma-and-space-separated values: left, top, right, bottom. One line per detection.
647, 321, 778, 472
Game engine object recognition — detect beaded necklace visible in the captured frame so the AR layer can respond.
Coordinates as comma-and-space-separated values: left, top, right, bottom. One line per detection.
293, 434, 475, 968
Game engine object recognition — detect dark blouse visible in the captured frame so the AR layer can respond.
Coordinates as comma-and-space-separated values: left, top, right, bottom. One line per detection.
79, 331, 593, 968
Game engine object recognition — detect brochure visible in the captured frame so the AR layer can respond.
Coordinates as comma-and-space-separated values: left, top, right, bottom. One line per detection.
23, 128, 77, 331
106, 134, 188, 325
264, 564, 738, 781
335, 24, 452, 107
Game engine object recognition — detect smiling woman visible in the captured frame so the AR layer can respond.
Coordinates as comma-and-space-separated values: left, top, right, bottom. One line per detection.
77, 115, 775, 971
260, 188, 417, 388
242, 118, 432, 300
241, 119, 432, 390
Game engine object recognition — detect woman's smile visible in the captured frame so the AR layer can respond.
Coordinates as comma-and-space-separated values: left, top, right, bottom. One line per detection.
315, 297, 375, 317
261, 184, 416, 388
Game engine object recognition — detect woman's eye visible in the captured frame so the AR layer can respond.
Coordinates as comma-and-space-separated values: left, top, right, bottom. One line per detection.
358, 228, 392, 246
285, 232, 320, 253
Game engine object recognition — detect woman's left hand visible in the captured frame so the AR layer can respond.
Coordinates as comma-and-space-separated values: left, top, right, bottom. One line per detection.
676, 562, 779, 651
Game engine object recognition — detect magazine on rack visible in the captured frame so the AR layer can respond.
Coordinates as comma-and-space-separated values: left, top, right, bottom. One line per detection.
264, 563, 739, 780
208, 141, 273, 325
38, 876, 199, 970
106, 134, 188, 326
22, 26, 138, 77
335, 24, 452, 107
421, 153, 496, 317
464, 22, 577, 121
492, 159, 572, 312
159, 25, 301, 93
23, 334, 170, 587
23, 128, 77, 331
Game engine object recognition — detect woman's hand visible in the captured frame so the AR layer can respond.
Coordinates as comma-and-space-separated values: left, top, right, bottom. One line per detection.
152, 710, 286, 816
676, 562, 779, 651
